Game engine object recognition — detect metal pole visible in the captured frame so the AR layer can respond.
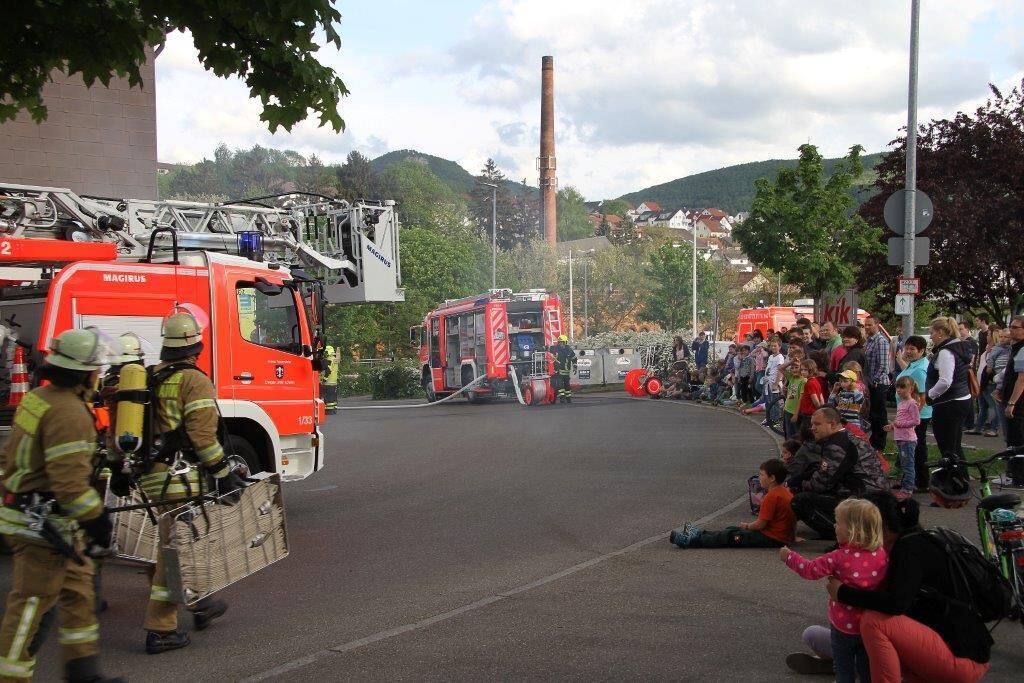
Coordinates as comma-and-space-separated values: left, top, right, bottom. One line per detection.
902, 0, 920, 334
583, 256, 589, 337
568, 249, 574, 341
491, 186, 497, 289
692, 227, 698, 338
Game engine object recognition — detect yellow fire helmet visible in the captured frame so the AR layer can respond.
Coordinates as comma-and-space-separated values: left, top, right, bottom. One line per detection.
558, 334, 569, 342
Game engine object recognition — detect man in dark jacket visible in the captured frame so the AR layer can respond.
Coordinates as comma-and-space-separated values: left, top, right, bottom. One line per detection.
691, 332, 710, 371
790, 407, 888, 539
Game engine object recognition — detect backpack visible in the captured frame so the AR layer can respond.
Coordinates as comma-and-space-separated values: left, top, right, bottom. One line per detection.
922, 527, 1014, 623
748, 474, 766, 515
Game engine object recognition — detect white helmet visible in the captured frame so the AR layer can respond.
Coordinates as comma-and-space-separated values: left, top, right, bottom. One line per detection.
48, 328, 113, 372
116, 332, 146, 364
160, 304, 208, 361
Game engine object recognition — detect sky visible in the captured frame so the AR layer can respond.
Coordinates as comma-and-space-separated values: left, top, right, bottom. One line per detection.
155, 0, 1024, 200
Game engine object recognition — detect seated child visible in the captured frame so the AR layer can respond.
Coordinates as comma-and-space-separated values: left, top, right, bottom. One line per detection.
671, 459, 795, 548
779, 499, 888, 682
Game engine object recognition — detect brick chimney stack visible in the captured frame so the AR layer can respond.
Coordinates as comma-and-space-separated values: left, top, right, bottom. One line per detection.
539, 56, 557, 246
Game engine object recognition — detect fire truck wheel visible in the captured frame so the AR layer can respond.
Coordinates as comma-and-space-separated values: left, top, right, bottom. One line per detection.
423, 375, 438, 403
462, 366, 484, 404
223, 435, 261, 477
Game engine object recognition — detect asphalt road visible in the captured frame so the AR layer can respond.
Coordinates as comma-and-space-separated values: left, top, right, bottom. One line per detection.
6, 394, 1024, 681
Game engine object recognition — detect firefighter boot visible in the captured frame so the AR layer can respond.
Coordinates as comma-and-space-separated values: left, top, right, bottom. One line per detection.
145, 630, 191, 654
66, 655, 126, 683
192, 597, 228, 631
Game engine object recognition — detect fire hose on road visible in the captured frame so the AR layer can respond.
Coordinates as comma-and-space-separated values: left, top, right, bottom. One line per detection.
337, 374, 487, 410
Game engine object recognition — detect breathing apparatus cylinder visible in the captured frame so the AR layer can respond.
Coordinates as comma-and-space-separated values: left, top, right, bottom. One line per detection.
114, 363, 148, 455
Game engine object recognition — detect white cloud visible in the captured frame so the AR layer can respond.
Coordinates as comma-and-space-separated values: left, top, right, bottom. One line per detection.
155, 1, 1024, 200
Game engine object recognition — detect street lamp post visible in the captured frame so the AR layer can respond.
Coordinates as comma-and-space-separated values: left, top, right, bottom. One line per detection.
692, 226, 698, 339
477, 181, 498, 289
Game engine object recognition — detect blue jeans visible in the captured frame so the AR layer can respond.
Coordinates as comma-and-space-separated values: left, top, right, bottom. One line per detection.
830, 627, 870, 682
978, 386, 999, 432
897, 440, 916, 492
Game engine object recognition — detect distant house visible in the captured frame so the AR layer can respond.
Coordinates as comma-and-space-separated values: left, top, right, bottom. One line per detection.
588, 213, 623, 235
740, 271, 773, 293
584, 200, 603, 215
636, 201, 662, 214
695, 215, 732, 238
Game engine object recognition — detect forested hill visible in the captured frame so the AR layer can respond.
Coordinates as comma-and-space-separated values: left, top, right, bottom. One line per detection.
619, 152, 883, 214
370, 149, 530, 197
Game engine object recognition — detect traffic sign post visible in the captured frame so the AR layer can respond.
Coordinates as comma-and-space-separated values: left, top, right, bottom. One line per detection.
895, 294, 914, 316
897, 276, 920, 295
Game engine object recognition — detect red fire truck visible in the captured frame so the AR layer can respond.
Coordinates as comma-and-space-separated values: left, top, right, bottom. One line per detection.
1, 182, 404, 480
413, 289, 564, 404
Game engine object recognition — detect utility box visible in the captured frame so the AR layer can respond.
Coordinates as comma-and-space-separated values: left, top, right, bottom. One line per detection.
573, 349, 604, 387
602, 347, 639, 384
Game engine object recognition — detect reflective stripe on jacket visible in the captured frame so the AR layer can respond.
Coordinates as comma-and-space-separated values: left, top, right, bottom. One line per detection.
153, 362, 225, 470
0, 384, 101, 542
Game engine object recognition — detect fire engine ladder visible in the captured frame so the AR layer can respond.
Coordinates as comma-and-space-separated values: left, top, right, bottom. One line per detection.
0, 182, 403, 304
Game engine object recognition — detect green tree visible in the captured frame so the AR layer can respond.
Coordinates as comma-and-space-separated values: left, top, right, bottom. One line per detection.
857, 80, 1024, 321
384, 161, 468, 236
337, 151, 384, 201
556, 186, 594, 241
2, 0, 347, 132
598, 199, 631, 218
471, 159, 520, 250
641, 243, 718, 330
574, 245, 653, 332
732, 144, 883, 302
496, 239, 559, 292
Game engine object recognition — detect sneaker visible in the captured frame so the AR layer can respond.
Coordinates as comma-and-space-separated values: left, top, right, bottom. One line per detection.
893, 489, 913, 501
145, 631, 191, 654
192, 599, 228, 631
785, 652, 834, 675
983, 430, 999, 437
670, 522, 701, 548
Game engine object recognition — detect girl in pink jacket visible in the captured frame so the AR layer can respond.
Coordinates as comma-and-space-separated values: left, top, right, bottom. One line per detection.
780, 498, 888, 682
884, 376, 922, 498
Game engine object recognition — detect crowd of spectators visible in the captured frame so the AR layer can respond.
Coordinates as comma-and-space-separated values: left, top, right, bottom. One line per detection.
661, 312, 1024, 680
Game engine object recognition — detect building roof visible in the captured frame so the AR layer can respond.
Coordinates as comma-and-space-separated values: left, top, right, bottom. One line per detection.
640, 201, 662, 212
556, 236, 614, 258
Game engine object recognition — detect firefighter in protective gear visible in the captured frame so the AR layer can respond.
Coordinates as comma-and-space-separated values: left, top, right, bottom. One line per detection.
322, 345, 339, 414
0, 328, 123, 683
551, 335, 577, 403
138, 307, 243, 654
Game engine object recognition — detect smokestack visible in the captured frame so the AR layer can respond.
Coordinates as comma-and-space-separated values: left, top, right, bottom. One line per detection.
539, 56, 557, 246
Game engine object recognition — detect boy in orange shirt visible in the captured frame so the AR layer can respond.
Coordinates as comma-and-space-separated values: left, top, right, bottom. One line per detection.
671, 459, 796, 548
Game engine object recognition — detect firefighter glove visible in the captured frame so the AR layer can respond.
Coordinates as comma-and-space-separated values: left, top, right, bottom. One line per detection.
213, 469, 248, 505
80, 512, 113, 557
108, 469, 132, 498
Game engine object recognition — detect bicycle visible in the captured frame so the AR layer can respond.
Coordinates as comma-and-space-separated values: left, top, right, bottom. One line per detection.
764, 395, 786, 436
929, 447, 1024, 621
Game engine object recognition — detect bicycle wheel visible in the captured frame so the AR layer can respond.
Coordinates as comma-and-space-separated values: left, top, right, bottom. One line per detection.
766, 397, 786, 436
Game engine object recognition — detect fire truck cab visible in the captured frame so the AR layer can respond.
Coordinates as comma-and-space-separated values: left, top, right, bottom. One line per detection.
413, 289, 563, 403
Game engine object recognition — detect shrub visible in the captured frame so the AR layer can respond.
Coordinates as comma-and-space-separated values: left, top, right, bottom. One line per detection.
337, 363, 373, 397
369, 360, 421, 400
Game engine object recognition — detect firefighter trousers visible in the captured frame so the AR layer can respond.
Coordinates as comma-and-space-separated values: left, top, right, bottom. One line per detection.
553, 371, 571, 399
142, 479, 218, 634
0, 538, 98, 681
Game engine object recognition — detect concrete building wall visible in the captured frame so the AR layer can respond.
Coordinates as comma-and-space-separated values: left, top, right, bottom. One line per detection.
0, 54, 157, 199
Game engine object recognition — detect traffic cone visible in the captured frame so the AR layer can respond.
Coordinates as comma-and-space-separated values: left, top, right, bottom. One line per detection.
8, 345, 28, 407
